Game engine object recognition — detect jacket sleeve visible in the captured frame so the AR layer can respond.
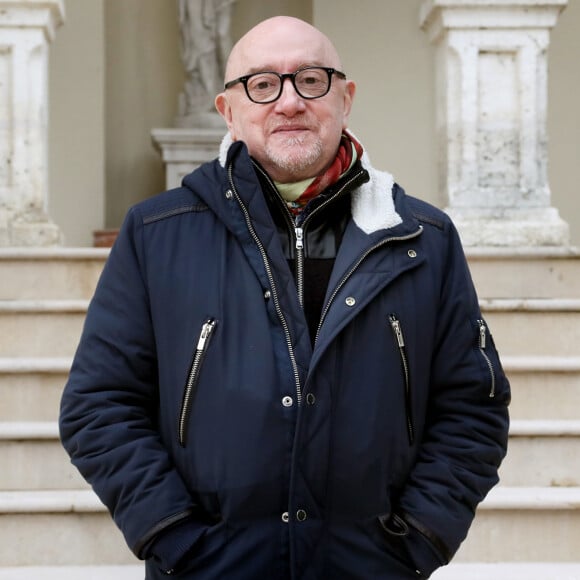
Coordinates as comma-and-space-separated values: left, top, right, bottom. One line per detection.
59, 207, 208, 566
394, 220, 510, 576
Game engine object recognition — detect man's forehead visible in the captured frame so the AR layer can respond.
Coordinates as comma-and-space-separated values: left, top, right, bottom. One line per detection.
237, 60, 329, 75
226, 19, 340, 79
228, 47, 338, 80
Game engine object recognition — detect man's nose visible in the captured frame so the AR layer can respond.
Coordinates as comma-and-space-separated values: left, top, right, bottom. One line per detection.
275, 78, 306, 111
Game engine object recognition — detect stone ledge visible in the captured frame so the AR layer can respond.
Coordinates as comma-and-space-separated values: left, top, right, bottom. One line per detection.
465, 245, 580, 258
2, 487, 579, 515
2, 355, 576, 374
484, 486, 580, 510
1, 562, 580, 580
502, 355, 580, 371
0, 490, 104, 513
0, 421, 58, 439
0, 567, 143, 580
3, 418, 579, 441
480, 297, 580, 311
432, 562, 580, 580
509, 420, 580, 436
0, 300, 89, 312
0, 357, 72, 373
0, 248, 110, 260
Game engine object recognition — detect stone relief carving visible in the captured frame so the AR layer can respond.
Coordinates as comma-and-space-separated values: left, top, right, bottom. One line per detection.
176, 0, 236, 127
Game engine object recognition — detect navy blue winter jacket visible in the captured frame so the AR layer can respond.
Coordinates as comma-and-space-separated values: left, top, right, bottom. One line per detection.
60, 140, 510, 579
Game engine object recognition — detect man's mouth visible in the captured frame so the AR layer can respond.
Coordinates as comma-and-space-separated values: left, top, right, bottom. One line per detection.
272, 125, 309, 134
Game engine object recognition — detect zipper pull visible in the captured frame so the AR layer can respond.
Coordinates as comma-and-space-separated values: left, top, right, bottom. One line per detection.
477, 320, 486, 349
295, 227, 304, 251
389, 315, 405, 347
197, 319, 217, 350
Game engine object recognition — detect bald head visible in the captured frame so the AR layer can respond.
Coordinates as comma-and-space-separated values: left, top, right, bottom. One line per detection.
215, 16, 355, 183
224, 16, 343, 83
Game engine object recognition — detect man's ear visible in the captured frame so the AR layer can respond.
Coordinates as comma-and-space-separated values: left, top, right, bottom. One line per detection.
342, 80, 356, 128
215, 93, 233, 133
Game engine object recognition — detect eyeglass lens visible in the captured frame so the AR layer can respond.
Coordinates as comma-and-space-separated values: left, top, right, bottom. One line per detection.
247, 68, 330, 102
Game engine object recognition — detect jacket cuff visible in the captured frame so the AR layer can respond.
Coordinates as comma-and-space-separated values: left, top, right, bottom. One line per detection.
404, 526, 446, 578
379, 512, 448, 578
148, 517, 208, 574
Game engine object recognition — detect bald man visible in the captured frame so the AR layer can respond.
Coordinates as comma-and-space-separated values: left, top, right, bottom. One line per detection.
60, 16, 509, 579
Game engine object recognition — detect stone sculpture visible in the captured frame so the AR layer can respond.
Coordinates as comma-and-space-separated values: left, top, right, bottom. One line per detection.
176, 0, 236, 127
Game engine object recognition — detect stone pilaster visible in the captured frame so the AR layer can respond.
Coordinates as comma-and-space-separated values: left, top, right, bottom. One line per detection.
420, 0, 570, 246
151, 127, 225, 190
0, 0, 64, 246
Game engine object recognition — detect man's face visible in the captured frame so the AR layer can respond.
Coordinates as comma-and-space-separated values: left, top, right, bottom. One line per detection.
216, 18, 356, 183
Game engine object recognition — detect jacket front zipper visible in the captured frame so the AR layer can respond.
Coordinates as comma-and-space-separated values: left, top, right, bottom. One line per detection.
295, 226, 305, 306
253, 160, 366, 309
292, 170, 366, 308
227, 166, 303, 405
389, 314, 415, 445
477, 319, 496, 398
178, 318, 217, 446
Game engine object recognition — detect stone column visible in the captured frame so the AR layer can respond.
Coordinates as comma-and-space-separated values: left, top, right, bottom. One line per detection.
420, 0, 570, 246
0, 0, 64, 247
151, 127, 225, 190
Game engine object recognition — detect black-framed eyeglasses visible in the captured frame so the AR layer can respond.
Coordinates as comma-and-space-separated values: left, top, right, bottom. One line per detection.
224, 66, 347, 104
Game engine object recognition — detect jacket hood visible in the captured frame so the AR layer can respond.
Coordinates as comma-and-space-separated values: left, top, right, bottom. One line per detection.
218, 132, 402, 235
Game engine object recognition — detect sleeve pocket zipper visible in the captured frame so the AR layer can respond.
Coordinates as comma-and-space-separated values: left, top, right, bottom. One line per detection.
178, 318, 217, 447
476, 319, 496, 398
389, 314, 415, 445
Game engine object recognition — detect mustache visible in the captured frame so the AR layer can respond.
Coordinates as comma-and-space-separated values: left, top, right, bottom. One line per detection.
269, 119, 314, 132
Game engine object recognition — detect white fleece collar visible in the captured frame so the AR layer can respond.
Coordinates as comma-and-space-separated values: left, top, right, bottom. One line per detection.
218, 132, 402, 235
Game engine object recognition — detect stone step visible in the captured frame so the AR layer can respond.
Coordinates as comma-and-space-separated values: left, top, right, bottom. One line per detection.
1, 563, 580, 580
455, 486, 580, 562
0, 487, 578, 567
0, 490, 136, 567
0, 248, 107, 301
0, 358, 70, 421
481, 298, 580, 357
0, 297, 578, 361
498, 420, 580, 487
2, 418, 577, 491
0, 422, 84, 490
503, 356, 580, 420
0, 300, 87, 358
1, 355, 579, 422
0, 566, 144, 580
2, 247, 578, 301
433, 562, 580, 580
466, 247, 580, 300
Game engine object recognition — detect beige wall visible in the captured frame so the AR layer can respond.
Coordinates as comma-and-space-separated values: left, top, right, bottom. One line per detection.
231, 0, 311, 39
548, 0, 580, 247
49, 0, 105, 247
102, 0, 311, 231
48, 0, 579, 246
314, 0, 439, 206
104, 0, 184, 231
316, 0, 580, 245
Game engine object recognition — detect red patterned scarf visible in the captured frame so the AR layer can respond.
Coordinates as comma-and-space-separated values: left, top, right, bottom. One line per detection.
287, 131, 363, 215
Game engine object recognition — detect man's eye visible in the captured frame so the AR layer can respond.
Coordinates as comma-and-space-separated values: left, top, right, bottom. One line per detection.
249, 75, 278, 92
255, 80, 274, 90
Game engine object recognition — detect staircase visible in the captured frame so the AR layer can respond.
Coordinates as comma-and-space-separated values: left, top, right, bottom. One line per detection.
0, 246, 579, 579
0, 249, 142, 578
432, 247, 580, 578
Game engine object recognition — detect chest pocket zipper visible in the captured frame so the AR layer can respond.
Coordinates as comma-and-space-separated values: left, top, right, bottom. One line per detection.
389, 314, 415, 445
477, 319, 496, 398
178, 318, 217, 447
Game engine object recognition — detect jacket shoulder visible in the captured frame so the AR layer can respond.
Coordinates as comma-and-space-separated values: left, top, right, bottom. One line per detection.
130, 187, 209, 226
398, 188, 453, 233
